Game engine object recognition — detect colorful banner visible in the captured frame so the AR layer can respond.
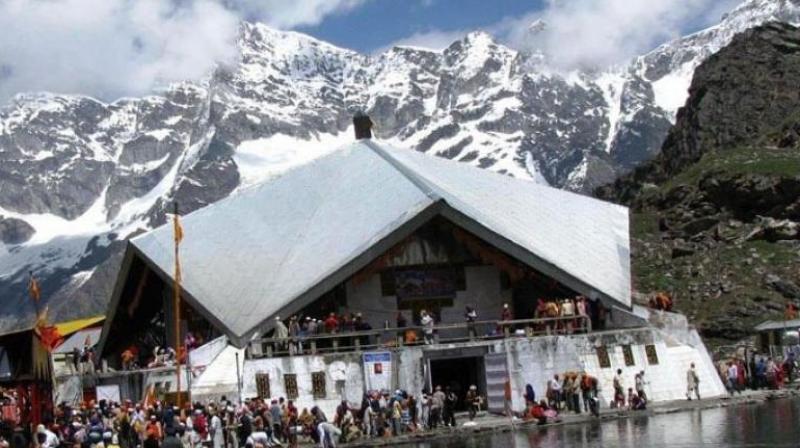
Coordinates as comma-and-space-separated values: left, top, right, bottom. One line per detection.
363, 351, 392, 392
394, 268, 456, 300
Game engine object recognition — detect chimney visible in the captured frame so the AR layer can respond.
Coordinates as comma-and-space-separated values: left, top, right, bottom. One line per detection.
353, 111, 373, 140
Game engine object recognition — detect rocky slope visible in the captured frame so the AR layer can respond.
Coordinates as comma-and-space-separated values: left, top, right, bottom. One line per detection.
599, 22, 800, 345
0, 0, 798, 334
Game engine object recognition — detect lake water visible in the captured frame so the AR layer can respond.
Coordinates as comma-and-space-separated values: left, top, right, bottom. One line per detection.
416, 398, 800, 448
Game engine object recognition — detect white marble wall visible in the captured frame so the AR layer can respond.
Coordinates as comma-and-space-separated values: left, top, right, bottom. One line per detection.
396, 348, 426, 395
239, 348, 428, 417
242, 354, 365, 417
500, 329, 726, 412
230, 324, 725, 417
500, 336, 584, 412
580, 339, 675, 405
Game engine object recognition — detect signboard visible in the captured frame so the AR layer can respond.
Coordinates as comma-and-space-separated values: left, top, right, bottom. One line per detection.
363, 351, 392, 392
395, 269, 456, 301
96, 384, 121, 404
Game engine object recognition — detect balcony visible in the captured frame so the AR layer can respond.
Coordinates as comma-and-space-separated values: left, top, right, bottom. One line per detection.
246, 315, 593, 359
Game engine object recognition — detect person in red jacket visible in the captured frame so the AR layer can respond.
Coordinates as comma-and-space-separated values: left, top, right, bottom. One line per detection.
527, 400, 547, 425
324, 313, 339, 334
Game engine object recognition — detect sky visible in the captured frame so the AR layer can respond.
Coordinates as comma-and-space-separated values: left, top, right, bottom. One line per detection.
0, 0, 743, 103
297, 0, 735, 54
295, 0, 543, 53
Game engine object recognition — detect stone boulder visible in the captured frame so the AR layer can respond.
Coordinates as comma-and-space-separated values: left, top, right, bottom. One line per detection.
765, 274, 800, 300
0, 216, 35, 245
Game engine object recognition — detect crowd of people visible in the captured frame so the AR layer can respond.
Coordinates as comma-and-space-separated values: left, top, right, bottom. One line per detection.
539, 369, 646, 417
517, 368, 652, 424
0, 367, 670, 448
9, 353, 798, 448
106, 295, 611, 373
256, 298, 608, 357
648, 292, 674, 312
719, 352, 797, 394
0, 383, 495, 448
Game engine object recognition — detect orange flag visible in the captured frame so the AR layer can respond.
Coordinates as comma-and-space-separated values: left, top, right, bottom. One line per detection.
786, 303, 798, 320
33, 307, 63, 351
38, 326, 64, 351
28, 273, 41, 302
142, 384, 156, 408
173, 213, 184, 244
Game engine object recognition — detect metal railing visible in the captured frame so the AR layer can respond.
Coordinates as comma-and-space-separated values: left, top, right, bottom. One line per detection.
246, 315, 592, 359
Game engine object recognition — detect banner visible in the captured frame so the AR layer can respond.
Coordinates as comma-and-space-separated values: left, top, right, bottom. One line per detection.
96, 384, 121, 404
363, 351, 392, 392
395, 269, 456, 301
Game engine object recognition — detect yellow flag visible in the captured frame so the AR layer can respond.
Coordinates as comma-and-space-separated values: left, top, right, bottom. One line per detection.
173, 213, 184, 244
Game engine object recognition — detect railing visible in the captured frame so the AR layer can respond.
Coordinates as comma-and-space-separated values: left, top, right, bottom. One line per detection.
246, 315, 592, 359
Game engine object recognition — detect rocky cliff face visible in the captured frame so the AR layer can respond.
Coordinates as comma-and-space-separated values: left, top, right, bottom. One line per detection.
600, 22, 800, 344
0, 0, 798, 334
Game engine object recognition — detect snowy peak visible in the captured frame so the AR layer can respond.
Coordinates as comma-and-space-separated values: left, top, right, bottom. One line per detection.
443, 31, 517, 79
0, 0, 796, 334
240, 22, 359, 67
637, 0, 800, 113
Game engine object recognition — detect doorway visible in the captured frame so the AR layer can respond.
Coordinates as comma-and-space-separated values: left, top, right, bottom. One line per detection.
429, 356, 485, 411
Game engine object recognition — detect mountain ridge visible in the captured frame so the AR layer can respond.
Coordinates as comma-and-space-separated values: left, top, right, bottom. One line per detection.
599, 21, 800, 343
0, 0, 798, 334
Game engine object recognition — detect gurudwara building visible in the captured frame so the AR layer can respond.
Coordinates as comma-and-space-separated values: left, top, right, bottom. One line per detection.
84, 128, 725, 416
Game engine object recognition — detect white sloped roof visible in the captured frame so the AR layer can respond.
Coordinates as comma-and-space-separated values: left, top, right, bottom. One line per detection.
125, 140, 630, 347
754, 319, 800, 332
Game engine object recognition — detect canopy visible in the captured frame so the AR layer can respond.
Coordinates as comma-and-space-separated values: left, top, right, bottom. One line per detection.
55, 316, 104, 337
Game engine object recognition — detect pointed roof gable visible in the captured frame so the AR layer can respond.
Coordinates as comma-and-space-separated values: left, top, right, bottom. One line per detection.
112, 140, 630, 347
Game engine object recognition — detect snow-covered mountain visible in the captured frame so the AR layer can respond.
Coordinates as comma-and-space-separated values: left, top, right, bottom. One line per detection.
0, 0, 798, 332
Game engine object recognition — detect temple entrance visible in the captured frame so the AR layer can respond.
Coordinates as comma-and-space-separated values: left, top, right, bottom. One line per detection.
427, 347, 487, 411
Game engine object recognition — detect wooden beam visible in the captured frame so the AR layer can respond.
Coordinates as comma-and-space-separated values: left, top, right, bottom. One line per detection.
127, 267, 150, 318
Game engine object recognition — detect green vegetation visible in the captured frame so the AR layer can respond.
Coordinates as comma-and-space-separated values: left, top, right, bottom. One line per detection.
628, 142, 800, 346
640, 146, 800, 202
629, 210, 659, 237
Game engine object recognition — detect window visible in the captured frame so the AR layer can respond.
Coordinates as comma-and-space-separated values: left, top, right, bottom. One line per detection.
499, 272, 511, 290
645, 344, 659, 365
255, 373, 270, 399
596, 346, 611, 368
283, 374, 298, 400
380, 271, 396, 296
622, 345, 635, 367
455, 266, 467, 291
312, 371, 326, 399
335, 380, 346, 397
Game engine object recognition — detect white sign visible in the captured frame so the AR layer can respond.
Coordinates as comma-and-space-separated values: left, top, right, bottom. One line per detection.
363, 351, 392, 392
96, 384, 121, 404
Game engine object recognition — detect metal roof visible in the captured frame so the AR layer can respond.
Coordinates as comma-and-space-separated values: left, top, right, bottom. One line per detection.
754, 319, 800, 332
109, 140, 631, 347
